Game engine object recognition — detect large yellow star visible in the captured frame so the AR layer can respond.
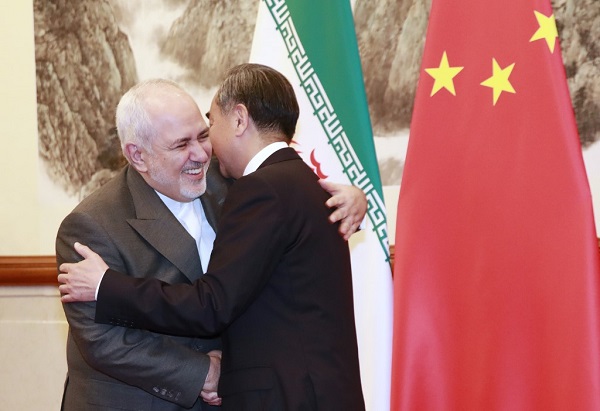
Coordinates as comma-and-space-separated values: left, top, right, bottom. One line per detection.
480, 58, 516, 106
425, 51, 464, 96
529, 10, 558, 53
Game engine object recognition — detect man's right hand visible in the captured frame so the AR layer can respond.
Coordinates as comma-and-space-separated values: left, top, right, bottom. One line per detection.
201, 350, 222, 406
58, 242, 109, 302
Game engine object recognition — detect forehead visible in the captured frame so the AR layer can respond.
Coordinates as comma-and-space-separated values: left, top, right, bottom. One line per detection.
149, 93, 204, 122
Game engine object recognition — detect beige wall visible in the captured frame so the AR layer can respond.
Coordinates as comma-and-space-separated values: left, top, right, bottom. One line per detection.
1, 2, 41, 255
0, 3, 68, 410
0, 286, 67, 409
0, 2, 80, 257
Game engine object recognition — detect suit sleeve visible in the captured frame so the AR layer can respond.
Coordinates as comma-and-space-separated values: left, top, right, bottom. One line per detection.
57, 211, 210, 407
96, 175, 288, 337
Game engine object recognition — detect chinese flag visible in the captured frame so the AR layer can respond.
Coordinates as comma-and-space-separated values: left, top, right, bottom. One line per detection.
391, 0, 600, 410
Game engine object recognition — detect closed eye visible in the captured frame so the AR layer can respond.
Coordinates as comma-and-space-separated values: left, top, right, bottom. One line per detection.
170, 138, 191, 150
198, 129, 209, 141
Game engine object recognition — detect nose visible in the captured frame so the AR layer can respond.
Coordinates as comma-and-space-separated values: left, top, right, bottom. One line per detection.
189, 139, 212, 163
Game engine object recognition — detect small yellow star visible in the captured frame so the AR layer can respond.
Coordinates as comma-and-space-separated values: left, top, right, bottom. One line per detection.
480, 58, 516, 106
425, 51, 464, 96
530, 10, 558, 53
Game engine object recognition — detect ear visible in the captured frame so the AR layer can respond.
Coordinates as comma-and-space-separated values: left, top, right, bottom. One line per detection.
124, 143, 148, 173
233, 103, 250, 136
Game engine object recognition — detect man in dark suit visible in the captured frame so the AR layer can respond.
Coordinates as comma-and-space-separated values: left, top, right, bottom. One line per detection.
56, 79, 227, 410
59, 64, 366, 410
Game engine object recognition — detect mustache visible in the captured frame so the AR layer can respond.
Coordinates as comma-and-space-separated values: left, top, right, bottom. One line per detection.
183, 161, 207, 171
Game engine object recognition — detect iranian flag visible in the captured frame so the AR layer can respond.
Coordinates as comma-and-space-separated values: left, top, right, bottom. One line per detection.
249, 1, 393, 410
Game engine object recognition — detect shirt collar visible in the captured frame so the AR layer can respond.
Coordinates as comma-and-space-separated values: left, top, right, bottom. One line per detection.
155, 190, 195, 216
243, 141, 289, 176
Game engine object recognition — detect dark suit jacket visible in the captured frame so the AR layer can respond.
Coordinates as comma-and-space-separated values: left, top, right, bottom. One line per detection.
57, 164, 229, 410
95, 148, 365, 411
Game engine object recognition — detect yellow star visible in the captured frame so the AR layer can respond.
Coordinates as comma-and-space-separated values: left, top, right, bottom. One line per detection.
425, 51, 464, 96
529, 10, 558, 53
480, 58, 516, 106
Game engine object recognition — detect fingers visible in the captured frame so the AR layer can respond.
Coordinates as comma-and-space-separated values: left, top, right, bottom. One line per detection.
338, 220, 360, 241
320, 180, 365, 239
318, 179, 340, 195
207, 349, 222, 359
200, 390, 222, 406
58, 279, 76, 302
60, 294, 76, 303
329, 207, 359, 228
328, 207, 346, 224
57, 242, 106, 303
330, 207, 362, 240
325, 195, 344, 209
58, 262, 72, 275
74, 242, 93, 258
58, 283, 75, 303
201, 391, 220, 400
339, 221, 351, 240
58, 242, 93, 273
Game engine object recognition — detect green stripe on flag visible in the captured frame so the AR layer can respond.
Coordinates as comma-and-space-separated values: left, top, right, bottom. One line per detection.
264, 0, 390, 259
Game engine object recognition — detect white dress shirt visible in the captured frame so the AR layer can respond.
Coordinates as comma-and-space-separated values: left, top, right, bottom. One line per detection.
157, 193, 216, 273
94, 193, 216, 300
243, 142, 288, 176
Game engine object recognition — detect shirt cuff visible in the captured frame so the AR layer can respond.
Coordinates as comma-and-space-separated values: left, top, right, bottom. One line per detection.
94, 270, 106, 301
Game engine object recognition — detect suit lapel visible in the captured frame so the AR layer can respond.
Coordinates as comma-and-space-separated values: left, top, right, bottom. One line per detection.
125, 167, 203, 282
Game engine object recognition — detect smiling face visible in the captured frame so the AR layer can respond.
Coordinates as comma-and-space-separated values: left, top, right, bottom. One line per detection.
139, 90, 212, 202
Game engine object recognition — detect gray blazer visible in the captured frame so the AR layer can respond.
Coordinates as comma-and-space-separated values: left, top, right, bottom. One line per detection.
56, 164, 229, 410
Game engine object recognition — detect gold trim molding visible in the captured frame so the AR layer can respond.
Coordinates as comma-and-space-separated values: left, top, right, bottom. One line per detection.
0, 255, 57, 286
0, 247, 397, 286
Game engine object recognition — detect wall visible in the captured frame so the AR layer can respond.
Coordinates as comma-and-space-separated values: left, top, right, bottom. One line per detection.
0, 3, 68, 409
1, 2, 41, 255
0, 286, 67, 409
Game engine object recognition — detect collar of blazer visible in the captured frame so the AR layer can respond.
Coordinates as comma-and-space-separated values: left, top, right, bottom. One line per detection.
124, 166, 205, 282
257, 146, 301, 170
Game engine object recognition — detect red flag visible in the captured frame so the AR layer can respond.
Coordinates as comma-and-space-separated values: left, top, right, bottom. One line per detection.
391, 0, 600, 410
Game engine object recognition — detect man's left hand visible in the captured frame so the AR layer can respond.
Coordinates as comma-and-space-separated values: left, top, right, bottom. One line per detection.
319, 180, 367, 241
200, 350, 223, 406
